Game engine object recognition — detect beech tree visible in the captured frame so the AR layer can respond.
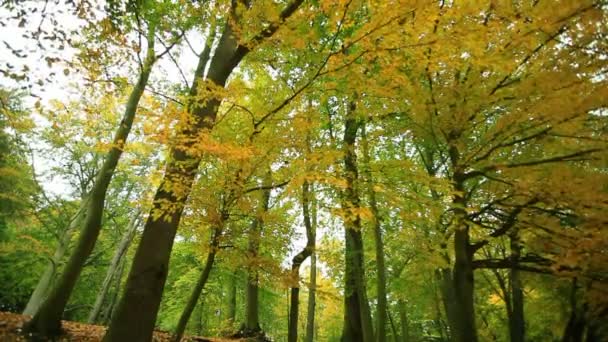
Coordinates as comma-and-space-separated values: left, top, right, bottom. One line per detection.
2, 1, 607, 341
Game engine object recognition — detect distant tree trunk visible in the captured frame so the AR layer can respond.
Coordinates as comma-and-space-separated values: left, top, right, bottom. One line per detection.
23, 201, 87, 316
387, 310, 397, 342
196, 297, 204, 336
361, 123, 388, 342
23, 25, 158, 338
341, 101, 374, 342
288, 181, 314, 342
508, 231, 525, 342
172, 225, 222, 342
398, 299, 409, 342
562, 279, 585, 342
227, 270, 237, 327
99, 254, 126, 325
87, 210, 141, 324
102, 20, 248, 342
304, 191, 317, 342
245, 173, 272, 333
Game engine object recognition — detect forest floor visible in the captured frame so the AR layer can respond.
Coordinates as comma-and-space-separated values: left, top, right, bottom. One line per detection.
0, 311, 244, 341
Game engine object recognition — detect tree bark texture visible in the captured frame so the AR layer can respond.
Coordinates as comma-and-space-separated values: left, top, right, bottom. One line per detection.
361, 123, 388, 342
172, 226, 221, 342
88, 210, 141, 324
341, 103, 374, 342
508, 231, 525, 342
288, 181, 315, 342
304, 192, 317, 342
22, 200, 88, 316
245, 174, 272, 332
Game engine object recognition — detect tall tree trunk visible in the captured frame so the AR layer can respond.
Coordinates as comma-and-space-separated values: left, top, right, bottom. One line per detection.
99, 254, 127, 325
451, 227, 477, 342
23, 200, 88, 316
304, 191, 317, 342
562, 279, 585, 342
508, 231, 525, 342
245, 173, 272, 332
102, 20, 247, 342
341, 102, 374, 342
227, 270, 237, 328
398, 299, 409, 342
288, 181, 314, 342
103, 2, 304, 338
87, 210, 141, 324
172, 225, 221, 342
360, 123, 388, 342
23, 26, 157, 338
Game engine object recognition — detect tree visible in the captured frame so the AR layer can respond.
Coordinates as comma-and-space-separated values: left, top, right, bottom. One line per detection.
103, 2, 306, 340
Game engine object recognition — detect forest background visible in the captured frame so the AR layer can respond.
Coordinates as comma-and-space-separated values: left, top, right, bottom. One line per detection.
0, 0, 607, 341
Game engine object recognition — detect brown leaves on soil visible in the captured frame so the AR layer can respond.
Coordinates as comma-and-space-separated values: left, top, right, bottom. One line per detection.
0, 312, 244, 342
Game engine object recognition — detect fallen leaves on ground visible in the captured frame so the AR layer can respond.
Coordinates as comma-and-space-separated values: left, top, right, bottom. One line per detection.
0, 311, 245, 341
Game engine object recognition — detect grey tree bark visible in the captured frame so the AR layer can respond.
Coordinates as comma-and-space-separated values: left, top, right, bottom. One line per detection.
87, 209, 141, 324
23, 201, 88, 316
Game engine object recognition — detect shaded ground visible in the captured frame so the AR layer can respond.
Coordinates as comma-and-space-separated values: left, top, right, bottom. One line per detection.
0, 312, 243, 341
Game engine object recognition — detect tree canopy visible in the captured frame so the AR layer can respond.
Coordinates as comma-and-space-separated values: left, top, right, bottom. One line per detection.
0, 1, 607, 341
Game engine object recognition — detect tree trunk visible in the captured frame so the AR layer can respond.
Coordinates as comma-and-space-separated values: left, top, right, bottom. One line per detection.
245, 173, 272, 333
397, 300, 409, 342
360, 123, 388, 342
508, 231, 525, 342
23, 200, 88, 316
227, 270, 237, 327
23, 26, 157, 338
99, 253, 126, 325
304, 199, 317, 342
288, 181, 315, 342
451, 226, 477, 342
341, 102, 374, 342
172, 226, 221, 342
101, 20, 247, 342
87, 210, 141, 324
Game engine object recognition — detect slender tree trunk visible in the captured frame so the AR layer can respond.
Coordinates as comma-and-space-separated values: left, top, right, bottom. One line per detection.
246, 220, 261, 333
227, 270, 237, 327
172, 225, 221, 342
304, 196, 317, 342
341, 102, 374, 342
23, 201, 87, 316
23, 26, 157, 338
360, 123, 388, 342
102, 21, 247, 342
508, 231, 525, 342
99, 254, 126, 325
288, 181, 314, 342
245, 174, 272, 333
87, 210, 141, 324
397, 300, 409, 342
